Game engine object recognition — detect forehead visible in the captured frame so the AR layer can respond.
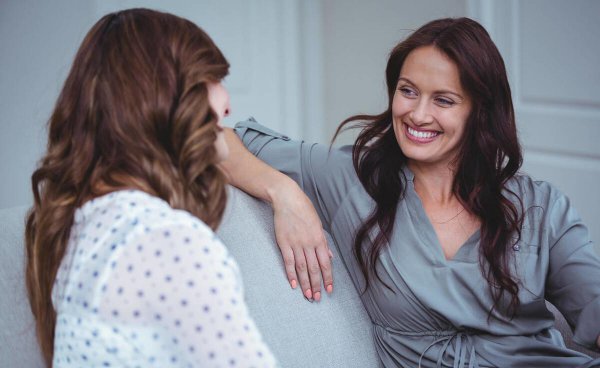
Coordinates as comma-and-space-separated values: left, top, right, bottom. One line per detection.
400, 46, 464, 92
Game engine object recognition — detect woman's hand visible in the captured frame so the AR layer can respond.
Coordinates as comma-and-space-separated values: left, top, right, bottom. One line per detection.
270, 180, 333, 302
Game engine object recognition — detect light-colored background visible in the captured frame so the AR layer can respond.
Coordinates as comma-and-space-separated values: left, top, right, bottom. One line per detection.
1, 0, 599, 241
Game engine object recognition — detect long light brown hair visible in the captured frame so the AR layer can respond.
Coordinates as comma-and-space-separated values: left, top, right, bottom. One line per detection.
25, 8, 229, 365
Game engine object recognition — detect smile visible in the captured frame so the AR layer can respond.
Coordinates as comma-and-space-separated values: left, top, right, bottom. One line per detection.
404, 124, 441, 142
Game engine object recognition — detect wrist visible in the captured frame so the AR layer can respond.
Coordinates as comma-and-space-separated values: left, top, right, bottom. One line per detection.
265, 175, 299, 205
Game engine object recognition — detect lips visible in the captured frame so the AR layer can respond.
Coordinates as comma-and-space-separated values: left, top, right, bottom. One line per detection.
404, 123, 440, 143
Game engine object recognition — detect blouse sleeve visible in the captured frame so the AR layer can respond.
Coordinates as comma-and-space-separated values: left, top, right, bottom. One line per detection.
544, 189, 600, 351
234, 118, 356, 232
96, 221, 277, 367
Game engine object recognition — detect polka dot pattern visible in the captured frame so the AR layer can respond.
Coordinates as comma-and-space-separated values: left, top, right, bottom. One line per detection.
52, 190, 277, 367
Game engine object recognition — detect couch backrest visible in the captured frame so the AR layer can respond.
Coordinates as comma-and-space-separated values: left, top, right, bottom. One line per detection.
216, 187, 380, 367
0, 205, 45, 367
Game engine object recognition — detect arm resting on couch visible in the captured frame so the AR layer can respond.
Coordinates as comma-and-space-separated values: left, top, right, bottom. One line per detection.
220, 128, 333, 302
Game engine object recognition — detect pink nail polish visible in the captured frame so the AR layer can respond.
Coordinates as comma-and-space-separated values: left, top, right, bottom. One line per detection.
290, 280, 297, 289
326, 284, 333, 294
314, 291, 321, 301
304, 289, 312, 299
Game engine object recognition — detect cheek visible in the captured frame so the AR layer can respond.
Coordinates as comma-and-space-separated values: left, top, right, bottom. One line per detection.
453, 112, 470, 138
391, 93, 404, 116
391, 94, 415, 123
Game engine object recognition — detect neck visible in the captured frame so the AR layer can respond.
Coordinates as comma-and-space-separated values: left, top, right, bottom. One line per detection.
408, 160, 457, 206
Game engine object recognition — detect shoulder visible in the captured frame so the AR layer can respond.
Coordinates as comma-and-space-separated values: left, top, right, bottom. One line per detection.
505, 174, 578, 229
95, 191, 237, 280
82, 189, 220, 247
505, 173, 566, 208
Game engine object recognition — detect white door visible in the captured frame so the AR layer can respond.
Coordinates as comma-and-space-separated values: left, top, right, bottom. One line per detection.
469, 0, 600, 243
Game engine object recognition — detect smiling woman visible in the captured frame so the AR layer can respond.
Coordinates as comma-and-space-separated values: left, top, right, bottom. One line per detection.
221, 17, 600, 368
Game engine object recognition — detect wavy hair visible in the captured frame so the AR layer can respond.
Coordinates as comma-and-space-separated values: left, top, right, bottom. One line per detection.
334, 17, 524, 318
25, 8, 229, 365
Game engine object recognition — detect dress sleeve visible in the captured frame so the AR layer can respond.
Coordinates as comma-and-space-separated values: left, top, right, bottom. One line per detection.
96, 221, 277, 367
234, 118, 356, 232
544, 189, 600, 351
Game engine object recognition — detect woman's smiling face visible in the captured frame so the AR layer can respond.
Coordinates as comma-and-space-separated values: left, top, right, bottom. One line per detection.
392, 45, 472, 170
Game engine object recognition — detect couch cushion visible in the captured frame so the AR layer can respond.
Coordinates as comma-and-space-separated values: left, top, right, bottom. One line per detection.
217, 187, 380, 368
0, 206, 45, 368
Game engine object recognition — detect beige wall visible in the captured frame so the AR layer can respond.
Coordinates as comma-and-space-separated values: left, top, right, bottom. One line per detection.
322, 0, 467, 144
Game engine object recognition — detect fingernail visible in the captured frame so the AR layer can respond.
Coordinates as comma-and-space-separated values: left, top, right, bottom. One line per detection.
326, 284, 333, 294
314, 291, 321, 301
290, 280, 297, 289
304, 289, 312, 299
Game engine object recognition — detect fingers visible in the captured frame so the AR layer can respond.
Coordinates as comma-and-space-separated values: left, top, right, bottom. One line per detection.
303, 249, 322, 302
284, 242, 333, 302
293, 247, 312, 300
280, 246, 298, 289
316, 245, 333, 295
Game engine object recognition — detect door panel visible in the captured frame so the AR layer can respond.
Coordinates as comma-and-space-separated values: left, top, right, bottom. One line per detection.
470, 0, 600, 240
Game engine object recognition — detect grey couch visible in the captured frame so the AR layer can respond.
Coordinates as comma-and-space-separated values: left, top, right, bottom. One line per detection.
1, 187, 597, 367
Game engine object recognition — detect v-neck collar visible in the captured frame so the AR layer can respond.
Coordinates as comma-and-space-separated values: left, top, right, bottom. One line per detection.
401, 166, 481, 265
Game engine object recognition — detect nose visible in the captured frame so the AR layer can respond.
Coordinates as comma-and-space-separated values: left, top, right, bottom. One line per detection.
409, 98, 433, 126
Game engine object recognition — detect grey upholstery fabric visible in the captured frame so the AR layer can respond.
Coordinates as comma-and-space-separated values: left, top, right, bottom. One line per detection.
216, 187, 380, 367
0, 206, 44, 367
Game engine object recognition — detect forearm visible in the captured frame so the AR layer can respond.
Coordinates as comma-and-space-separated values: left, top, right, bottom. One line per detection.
220, 128, 297, 204
220, 128, 333, 299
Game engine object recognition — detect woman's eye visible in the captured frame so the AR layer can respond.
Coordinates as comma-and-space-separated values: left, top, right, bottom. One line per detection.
399, 87, 417, 97
435, 97, 455, 107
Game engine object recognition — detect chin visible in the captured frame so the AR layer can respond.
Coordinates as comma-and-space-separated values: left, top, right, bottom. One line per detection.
399, 146, 436, 164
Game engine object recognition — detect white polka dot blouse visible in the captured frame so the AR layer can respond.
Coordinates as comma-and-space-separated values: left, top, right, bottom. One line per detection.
52, 189, 277, 367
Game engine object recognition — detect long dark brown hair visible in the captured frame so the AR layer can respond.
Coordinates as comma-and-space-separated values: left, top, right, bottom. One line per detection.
334, 17, 523, 318
25, 8, 229, 365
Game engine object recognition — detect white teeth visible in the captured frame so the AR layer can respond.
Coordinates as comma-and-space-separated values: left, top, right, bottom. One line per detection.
407, 126, 438, 139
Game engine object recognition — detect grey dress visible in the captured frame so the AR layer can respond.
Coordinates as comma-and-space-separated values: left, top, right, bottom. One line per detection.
234, 118, 600, 368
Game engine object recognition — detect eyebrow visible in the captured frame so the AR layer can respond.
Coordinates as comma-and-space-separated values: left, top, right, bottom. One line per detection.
397, 77, 465, 100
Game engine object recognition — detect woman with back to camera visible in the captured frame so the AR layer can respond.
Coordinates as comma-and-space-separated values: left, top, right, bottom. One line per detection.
221, 17, 600, 367
25, 8, 276, 368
